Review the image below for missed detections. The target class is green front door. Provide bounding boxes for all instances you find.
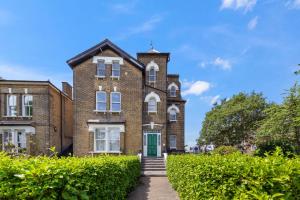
[147,134,157,157]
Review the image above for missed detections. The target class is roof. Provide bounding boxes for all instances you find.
[137,52,170,62]
[167,74,179,77]
[66,39,144,70]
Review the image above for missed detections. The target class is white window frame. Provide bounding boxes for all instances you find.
[148,97,157,113]
[22,95,33,117]
[170,86,177,97]
[7,95,17,117]
[110,92,121,112]
[169,109,177,121]
[148,67,156,83]
[169,135,177,149]
[111,60,120,79]
[96,59,106,77]
[95,91,106,112]
[0,129,26,153]
[94,127,121,153]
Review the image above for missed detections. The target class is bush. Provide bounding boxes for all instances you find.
[0,153,140,200]
[256,140,296,157]
[167,150,300,199]
[212,145,240,155]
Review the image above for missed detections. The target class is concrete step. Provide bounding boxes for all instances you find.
[141,170,167,177]
[142,164,165,168]
[142,160,165,164]
[143,168,166,171]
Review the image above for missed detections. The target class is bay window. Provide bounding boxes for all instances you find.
[94,127,120,153]
[0,130,26,152]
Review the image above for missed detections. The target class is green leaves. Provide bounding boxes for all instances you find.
[167,154,300,200]
[0,154,140,200]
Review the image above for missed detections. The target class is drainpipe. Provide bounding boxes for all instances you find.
[60,91,63,153]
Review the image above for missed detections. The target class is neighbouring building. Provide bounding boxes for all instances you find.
[67,39,186,157]
[0,80,73,155]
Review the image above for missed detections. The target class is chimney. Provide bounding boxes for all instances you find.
[62,82,72,98]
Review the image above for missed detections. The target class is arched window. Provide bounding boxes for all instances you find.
[169,109,177,121]
[148,97,157,112]
[149,67,156,82]
[170,86,176,97]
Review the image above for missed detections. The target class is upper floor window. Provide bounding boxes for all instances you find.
[149,68,156,82]
[111,92,121,112]
[96,91,106,111]
[169,135,176,149]
[23,95,33,117]
[7,95,17,117]
[170,86,177,97]
[97,60,106,77]
[148,97,157,112]
[169,109,177,121]
[94,127,120,153]
[112,61,120,78]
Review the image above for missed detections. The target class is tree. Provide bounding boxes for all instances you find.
[199,92,269,147]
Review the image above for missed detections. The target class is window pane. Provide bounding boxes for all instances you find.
[96,140,106,151]
[17,132,26,149]
[170,135,176,148]
[97,60,106,76]
[148,99,156,112]
[9,95,17,106]
[112,103,121,111]
[97,92,106,102]
[108,128,120,140]
[95,129,105,139]
[97,102,106,111]
[109,140,119,151]
[112,93,120,102]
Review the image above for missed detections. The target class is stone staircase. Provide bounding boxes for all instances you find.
[141,157,166,177]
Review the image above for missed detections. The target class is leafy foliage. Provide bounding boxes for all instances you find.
[167,151,300,200]
[0,153,140,200]
[256,140,296,157]
[199,92,269,147]
[212,145,240,155]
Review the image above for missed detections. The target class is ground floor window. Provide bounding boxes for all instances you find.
[0,130,26,153]
[94,127,120,153]
[169,135,177,149]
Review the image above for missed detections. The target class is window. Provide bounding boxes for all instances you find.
[94,127,120,152]
[0,130,26,152]
[149,68,156,82]
[97,60,106,77]
[111,92,121,112]
[169,109,177,121]
[148,97,157,112]
[7,95,17,117]
[170,86,177,97]
[23,95,33,117]
[96,91,106,111]
[112,61,120,78]
[169,135,176,149]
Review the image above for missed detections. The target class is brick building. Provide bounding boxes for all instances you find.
[0,80,73,155]
[67,39,185,157]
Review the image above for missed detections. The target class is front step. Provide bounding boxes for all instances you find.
[141,157,166,177]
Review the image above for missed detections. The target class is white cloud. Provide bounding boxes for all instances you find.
[110,0,138,14]
[210,95,221,105]
[248,16,258,30]
[182,81,211,96]
[213,57,232,70]
[220,0,257,12]
[285,0,300,9]
[0,64,71,89]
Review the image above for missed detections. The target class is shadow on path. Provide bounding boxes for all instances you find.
[127,177,179,200]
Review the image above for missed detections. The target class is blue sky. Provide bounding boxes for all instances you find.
[0,0,300,147]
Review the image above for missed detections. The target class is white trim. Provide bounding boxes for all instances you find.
[93,126,122,153]
[167,82,179,90]
[167,104,180,113]
[144,92,161,102]
[143,132,161,157]
[0,126,35,134]
[146,60,159,71]
[88,124,125,132]
[92,56,124,65]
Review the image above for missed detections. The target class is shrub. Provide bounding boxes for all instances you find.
[256,140,296,157]
[0,152,140,200]
[167,150,300,199]
[211,145,240,155]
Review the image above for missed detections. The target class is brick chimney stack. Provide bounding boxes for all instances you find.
[62,82,73,98]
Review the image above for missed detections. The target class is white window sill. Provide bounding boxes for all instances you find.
[3,115,32,118]
[170,96,177,98]
[95,75,106,79]
[93,110,107,113]
[90,151,121,154]
[109,110,121,113]
[148,111,157,114]
[110,76,120,80]
[170,147,177,150]
[169,120,177,122]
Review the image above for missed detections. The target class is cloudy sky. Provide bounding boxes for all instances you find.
[0,0,299,147]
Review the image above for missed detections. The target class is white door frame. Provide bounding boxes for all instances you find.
[143,132,161,157]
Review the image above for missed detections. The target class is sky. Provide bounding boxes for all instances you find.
[0,0,300,147]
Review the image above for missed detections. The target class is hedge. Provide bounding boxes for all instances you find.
[0,153,140,200]
[167,150,300,199]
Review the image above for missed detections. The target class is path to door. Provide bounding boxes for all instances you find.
[127,177,180,200]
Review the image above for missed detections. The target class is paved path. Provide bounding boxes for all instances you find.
[127,177,180,200]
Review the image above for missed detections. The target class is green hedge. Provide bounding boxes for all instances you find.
[0,153,140,200]
[167,151,300,199]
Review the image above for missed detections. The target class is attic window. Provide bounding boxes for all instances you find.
[97,60,106,77]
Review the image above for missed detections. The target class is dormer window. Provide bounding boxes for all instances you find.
[170,86,176,97]
[149,68,156,82]
[112,61,120,78]
[169,109,177,121]
[97,60,106,77]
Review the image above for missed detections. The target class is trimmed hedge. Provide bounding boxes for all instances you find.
[0,153,140,199]
[167,151,300,199]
